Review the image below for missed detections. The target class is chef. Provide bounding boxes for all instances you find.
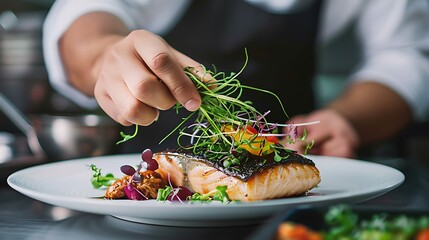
[43,0,429,157]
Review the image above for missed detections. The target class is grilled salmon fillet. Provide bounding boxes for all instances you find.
[153,150,320,202]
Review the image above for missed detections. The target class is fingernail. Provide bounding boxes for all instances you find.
[184,98,200,111]
[147,110,160,125]
[153,111,159,122]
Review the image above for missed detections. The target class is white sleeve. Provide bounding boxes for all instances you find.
[42,0,190,109]
[349,0,429,119]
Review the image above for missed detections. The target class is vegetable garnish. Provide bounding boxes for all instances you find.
[156,173,232,203]
[156,185,231,203]
[156,186,193,203]
[158,49,318,169]
[189,185,231,203]
[276,205,429,240]
[89,164,117,188]
[116,49,319,162]
[118,148,160,200]
[116,124,139,145]
[323,205,429,240]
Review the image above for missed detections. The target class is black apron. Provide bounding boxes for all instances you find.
[119,0,321,153]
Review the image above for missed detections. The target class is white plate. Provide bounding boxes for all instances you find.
[7,154,404,227]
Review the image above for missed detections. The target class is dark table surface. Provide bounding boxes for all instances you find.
[1,150,428,240]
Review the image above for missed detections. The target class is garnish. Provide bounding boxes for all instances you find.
[277,205,429,240]
[116,49,319,168]
[141,149,159,171]
[322,205,429,239]
[156,168,232,203]
[189,185,231,203]
[116,124,139,145]
[89,164,117,188]
[156,184,231,203]
[156,185,193,203]
[117,148,160,200]
[164,49,317,169]
[156,166,231,203]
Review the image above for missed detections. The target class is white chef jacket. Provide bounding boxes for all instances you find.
[43,0,429,119]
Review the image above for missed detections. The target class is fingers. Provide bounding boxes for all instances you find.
[94,30,206,126]
[282,125,329,155]
[131,31,201,111]
[117,44,176,111]
[95,73,160,126]
[281,109,360,158]
[281,114,327,153]
[94,33,164,126]
[317,136,356,158]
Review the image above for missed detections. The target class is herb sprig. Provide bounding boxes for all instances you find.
[89,164,117,188]
[116,49,318,166]
[157,185,232,203]
[162,49,315,166]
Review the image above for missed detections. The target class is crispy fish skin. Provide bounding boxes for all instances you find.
[154,152,320,202]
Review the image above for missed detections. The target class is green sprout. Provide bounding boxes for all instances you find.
[89,164,117,188]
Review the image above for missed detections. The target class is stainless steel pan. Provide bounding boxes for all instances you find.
[0,92,120,161]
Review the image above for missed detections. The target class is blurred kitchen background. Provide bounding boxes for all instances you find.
[0,0,120,180]
[0,0,90,134]
[0,0,428,176]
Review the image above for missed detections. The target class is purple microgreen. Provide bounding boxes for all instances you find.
[156,173,192,202]
[139,161,147,169]
[127,152,146,183]
[293,126,299,139]
[141,149,153,162]
[146,158,159,171]
[120,165,136,176]
[284,125,299,142]
[139,149,159,171]
[167,186,193,202]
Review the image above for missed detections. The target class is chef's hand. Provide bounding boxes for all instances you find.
[94,29,204,126]
[281,109,360,158]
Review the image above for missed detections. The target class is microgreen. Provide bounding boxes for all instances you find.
[156,186,173,201]
[89,164,117,188]
[189,185,231,203]
[116,49,319,168]
[116,124,139,145]
[156,185,232,203]
[161,49,314,167]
